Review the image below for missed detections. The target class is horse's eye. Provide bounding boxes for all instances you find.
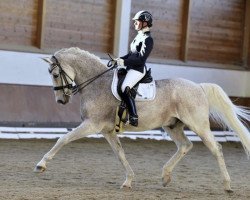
[53,74,59,79]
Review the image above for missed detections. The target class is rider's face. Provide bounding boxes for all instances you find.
[134,20,142,31]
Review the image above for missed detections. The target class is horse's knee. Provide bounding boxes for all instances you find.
[179,141,193,155]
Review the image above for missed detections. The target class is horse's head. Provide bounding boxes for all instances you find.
[42,56,76,105]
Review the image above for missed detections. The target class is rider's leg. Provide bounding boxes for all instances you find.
[122,86,138,126]
[121,69,146,92]
[121,69,145,126]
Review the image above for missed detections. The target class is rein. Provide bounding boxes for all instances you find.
[72,61,117,95]
[50,55,117,95]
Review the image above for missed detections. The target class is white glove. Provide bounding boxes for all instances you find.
[116,58,124,66]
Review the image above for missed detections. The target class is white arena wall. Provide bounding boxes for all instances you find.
[0,50,250,97]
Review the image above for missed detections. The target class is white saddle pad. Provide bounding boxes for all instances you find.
[111,69,156,101]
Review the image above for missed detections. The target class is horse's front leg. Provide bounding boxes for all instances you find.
[34,120,100,173]
[102,132,134,189]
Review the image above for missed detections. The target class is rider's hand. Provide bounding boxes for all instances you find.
[110,59,117,66]
[116,58,124,66]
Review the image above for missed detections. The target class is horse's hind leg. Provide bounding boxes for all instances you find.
[34,120,100,172]
[189,122,233,192]
[102,132,134,189]
[162,121,193,187]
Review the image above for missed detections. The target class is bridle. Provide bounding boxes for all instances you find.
[49,54,117,96]
[48,56,75,96]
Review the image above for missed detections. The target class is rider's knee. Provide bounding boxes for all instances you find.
[122,85,130,94]
[124,86,131,94]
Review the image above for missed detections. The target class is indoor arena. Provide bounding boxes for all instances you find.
[0,0,249,199]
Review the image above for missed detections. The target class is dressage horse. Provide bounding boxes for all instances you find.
[35,47,250,192]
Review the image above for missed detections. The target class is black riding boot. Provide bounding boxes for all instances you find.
[122,87,138,127]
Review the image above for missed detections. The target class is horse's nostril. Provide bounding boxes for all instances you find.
[57,100,64,104]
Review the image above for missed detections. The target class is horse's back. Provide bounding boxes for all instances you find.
[155,78,204,97]
[154,77,208,114]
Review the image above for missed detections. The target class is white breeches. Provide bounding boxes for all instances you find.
[121,69,146,92]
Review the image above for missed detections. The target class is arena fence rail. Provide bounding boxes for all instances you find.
[0,127,240,142]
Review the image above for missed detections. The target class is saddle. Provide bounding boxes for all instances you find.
[111,68,156,133]
[111,68,156,101]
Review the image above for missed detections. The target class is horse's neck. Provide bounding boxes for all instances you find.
[73,56,107,85]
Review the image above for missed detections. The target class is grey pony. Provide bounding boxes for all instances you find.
[35,47,250,192]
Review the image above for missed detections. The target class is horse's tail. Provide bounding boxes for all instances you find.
[200,83,250,157]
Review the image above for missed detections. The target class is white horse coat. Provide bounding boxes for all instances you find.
[35,47,250,192]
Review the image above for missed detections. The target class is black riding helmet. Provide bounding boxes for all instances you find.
[132,10,153,28]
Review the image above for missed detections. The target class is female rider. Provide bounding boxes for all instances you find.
[116,10,154,127]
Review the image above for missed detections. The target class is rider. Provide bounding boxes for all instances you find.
[116,10,154,127]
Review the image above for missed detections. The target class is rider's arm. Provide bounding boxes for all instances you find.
[120,52,131,60]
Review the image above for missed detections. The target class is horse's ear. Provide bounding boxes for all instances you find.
[41,57,53,64]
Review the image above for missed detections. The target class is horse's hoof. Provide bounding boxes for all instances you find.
[223,180,233,193]
[120,181,132,190]
[34,165,46,173]
[120,184,132,191]
[225,189,234,194]
[162,174,171,187]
